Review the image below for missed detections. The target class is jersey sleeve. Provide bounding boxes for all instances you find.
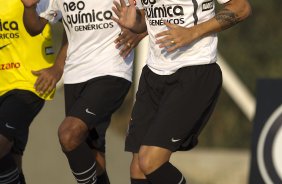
[216,0,231,4]
[36,0,62,23]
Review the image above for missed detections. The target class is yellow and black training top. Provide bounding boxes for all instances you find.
[0,0,55,100]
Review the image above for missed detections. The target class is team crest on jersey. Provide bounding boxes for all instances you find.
[45,46,54,55]
[202,0,214,11]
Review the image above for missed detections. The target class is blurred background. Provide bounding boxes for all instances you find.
[23,1,282,184]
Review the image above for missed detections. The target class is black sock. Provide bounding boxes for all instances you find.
[64,143,97,184]
[0,153,20,184]
[146,162,186,184]
[97,171,110,184]
[131,178,151,184]
[19,172,26,184]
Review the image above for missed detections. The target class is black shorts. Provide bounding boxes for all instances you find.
[125,64,222,152]
[0,89,45,155]
[86,120,111,153]
[64,76,131,152]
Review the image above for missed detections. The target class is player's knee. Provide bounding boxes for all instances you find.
[58,125,83,151]
[130,160,144,177]
[58,130,74,151]
[0,134,13,158]
[138,153,156,175]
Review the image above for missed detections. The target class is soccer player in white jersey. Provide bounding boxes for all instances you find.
[112,0,251,183]
[21,0,147,183]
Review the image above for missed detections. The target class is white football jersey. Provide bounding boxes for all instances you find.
[137,0,230,75]
[37,0,134,83]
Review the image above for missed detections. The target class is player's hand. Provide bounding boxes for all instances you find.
[32,66,63,95]
[112,0,137,29]
[21,0,39,8]
[155,21,199,52]
[115,29,144,58]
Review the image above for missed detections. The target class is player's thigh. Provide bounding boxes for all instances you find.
[0,89,44,155]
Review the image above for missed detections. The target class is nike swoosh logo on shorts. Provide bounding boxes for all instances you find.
[0,43,11,50]
[171,138,181,142]
[5,123,16,129]
[86,108,96,116]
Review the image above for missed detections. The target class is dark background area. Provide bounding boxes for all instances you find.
[199,0,282,148]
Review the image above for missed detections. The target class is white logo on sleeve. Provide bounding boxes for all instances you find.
[171,138,181,142]
[85,108,96,116]
[5,123,16,129]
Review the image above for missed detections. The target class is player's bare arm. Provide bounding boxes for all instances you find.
[112,0,146,33]
[215,0,251,30]
[21,0,38,8]
[21,0,48,36]
[33,31,67,95]
[155,0,251,52]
